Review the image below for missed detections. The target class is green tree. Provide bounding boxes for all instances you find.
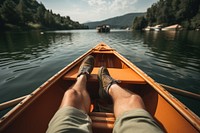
[189,5,200,29]
[133,0,200,30]
[0,0,20,24]
[132,16,147,30]
[0,0,88,30]
[44,10,50,26]
[34,4,45,23]
[16,0,32,24]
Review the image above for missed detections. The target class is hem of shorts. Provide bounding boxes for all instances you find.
[114,108,151,124]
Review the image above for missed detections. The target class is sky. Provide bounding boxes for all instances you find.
[37,0,159,23]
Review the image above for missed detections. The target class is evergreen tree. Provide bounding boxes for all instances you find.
[132,16,147,30]
[34,4,45,24]
[16,0,28,24]
[1,0,20,24]
[132,0,200,30]
[0,0,88,30]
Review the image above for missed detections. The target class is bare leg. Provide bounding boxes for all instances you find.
[47,56,94,133]
[109,84,145,118]
[98,67,163,132]
[60,75,91,113]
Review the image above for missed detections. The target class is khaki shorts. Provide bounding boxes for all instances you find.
[46,106,92,133]
[46,107,163,133]
[113,109,163,133]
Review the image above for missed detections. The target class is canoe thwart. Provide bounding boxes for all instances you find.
[63,67,146,84]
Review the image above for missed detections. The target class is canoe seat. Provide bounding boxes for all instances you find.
[63,67,146,84]
[89,112,115,133]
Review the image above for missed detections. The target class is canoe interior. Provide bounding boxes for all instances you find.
[0,44,199,133]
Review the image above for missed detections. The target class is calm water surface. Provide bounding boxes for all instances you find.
[0,30,199,116]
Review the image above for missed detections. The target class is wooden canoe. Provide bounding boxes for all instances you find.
[0,43,199,133]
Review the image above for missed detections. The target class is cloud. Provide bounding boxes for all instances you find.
[110,0,138,13]
[37,0,158,23]
[111,0,137,9]
[86,0,139,19]
[88,0,107,6]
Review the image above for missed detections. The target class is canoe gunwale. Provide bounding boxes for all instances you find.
[112,49,200,131]
[0,44,95,131]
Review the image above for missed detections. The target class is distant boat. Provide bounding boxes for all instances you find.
[126,27,130,31]
[96,25,110,33]
[143,25,162,31]
[162,24,182,31]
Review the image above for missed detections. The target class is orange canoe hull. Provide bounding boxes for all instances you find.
[0,43,199,133]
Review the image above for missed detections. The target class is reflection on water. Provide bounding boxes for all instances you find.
[0,31,76,104]
[143,31,200,75]
[0,30,199,117]
[142,31,200,94]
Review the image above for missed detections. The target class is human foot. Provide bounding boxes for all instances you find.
[98,66,118,99]
[77,55,94,79]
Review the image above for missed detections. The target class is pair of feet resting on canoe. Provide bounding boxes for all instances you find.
[46,56,164,133]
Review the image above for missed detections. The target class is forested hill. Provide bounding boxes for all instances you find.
[132,0,200,30]
[84,13,145,29]
[0,0,88,30]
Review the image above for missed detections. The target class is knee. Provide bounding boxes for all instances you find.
[60,89,84,109]
[129,95,145,109]
[61,89,83,106]
[130,95,143,102]
[64,89,82,100]
[63,89,82,103]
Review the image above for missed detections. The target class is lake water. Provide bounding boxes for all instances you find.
[0,30,199,117]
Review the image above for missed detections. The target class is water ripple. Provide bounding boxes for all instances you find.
[0,30,199,117]
[9,63,30,68]
[13,66,39,72]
